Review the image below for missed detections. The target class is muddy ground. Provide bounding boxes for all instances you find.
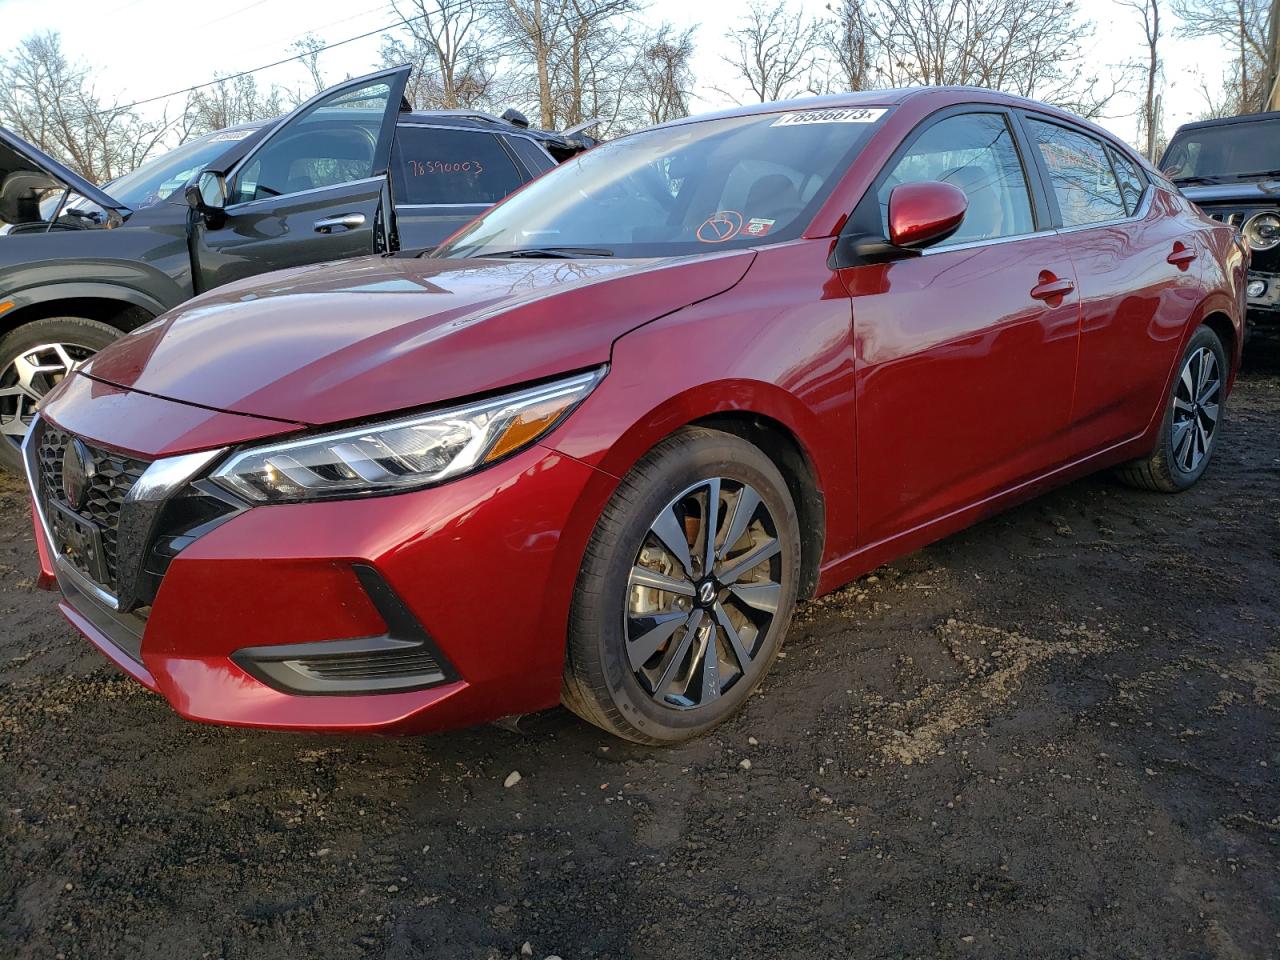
[1,361,1277,960]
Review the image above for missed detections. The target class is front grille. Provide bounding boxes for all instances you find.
[1200,203,1280,273]
[36,424,149,593]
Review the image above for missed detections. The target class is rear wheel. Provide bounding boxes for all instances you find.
[0,317,121,474]
[1117,325,1226,492]
[562,428,801,744]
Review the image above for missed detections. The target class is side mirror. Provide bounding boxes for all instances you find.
[887,180,968,249]
[186,171,228,228]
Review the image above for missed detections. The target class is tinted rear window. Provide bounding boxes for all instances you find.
[393,127,523,205]
[507,136,556,176]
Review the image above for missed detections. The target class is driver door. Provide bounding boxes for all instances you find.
[191,66,410,291]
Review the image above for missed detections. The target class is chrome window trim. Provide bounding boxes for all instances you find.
[919,182,1154,255]
[394,202,492,210]
[224,176,385,213]
[1052,185,1154,236]
[919,228,1059,256]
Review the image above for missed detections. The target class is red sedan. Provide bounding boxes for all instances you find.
[24,88,1245,743]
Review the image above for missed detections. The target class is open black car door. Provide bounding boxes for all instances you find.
[190,66,411,291]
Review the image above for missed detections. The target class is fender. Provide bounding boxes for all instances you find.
[2,281,169,326]
[1136,284,1245,450]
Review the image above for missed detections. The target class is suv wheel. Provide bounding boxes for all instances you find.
[0,317,122,474]
[562,427,802,744]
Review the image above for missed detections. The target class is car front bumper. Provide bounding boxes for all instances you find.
[28,384,612,735]
[1245,269,1280,322]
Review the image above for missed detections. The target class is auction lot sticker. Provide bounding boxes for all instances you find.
[772,108,887,126]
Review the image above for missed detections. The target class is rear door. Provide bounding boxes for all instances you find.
[838,108,1082,546]
[191,66,410,290]
[1019,114,1198,454]
[390,124,529,249]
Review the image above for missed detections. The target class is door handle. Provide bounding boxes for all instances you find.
[1030,272,1075,302]
[1167,242,1197,269]
[314,213,366,234]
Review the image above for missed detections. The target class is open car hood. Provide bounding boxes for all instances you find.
[79,251,755,426]
[0,126,129,215]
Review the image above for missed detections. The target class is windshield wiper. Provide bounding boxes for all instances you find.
[1225,169,1280,180]
[483,246,615,259]
[1172,175,1223,185]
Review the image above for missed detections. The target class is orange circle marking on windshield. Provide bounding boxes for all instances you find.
[696,210,744,243]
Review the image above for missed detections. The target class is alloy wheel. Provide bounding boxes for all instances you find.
[625,477,784,710]
[1171,345,1220,474]
[0,342,96,450]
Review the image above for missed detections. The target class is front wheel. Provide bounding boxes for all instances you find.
[1117,324,1227,492]
[0,317,122,474]
[562,428,802,744]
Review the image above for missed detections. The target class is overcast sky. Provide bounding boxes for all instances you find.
[0,0,1231,149]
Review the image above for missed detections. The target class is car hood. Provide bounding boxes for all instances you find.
[81,252,754,425]
[1178,180,1280,204]
[0,125,128,214]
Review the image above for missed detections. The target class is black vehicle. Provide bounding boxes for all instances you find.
[0,65,593,471]
[1161,111,1280,330]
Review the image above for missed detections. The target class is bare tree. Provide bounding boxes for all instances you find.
[820,0,877,93]
[722,0,824,103]
[180,74,284,139]
[634,24,696,124]
[1174,0,1269,111]
[291,33,328,99]
[1118,0,1161,157]
[551,0,643,128]
[381,0,499,110]
[0,31,172,182]
[496,0,573,126]
[847,0,1124,119]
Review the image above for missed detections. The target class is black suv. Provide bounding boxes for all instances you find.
[0,65,591,471]
[1162,112,1280,331]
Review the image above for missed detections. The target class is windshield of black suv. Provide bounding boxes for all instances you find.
[1162,118,1280,183]
[433,107,891,259]
[106,126,260,208]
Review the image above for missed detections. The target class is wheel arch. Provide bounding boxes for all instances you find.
[0,284,162,338]
[688,411,826,600]
[549,376,848,603]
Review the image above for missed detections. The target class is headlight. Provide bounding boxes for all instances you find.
[211,368,603,502]
[1242,212,1280,251]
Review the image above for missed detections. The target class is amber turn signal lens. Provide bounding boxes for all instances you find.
[483,397,577,463]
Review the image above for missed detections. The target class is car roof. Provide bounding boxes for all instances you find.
[1170,110,1280,134]
[208,110,561,138]
[641,86,1137,155]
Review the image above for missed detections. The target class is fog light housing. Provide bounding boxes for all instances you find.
[1247,279,1267,298]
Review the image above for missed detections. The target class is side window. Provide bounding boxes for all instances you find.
[1026,119,1126,226]
[392,127,522,205]
[229,77,392,204]
[1108,146,1146,215]
[877,112,1035,245]
[506,137,557,177]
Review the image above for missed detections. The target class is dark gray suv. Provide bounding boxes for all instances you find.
[0,65,591,471]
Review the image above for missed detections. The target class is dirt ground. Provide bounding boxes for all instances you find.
[1,360,1277,960]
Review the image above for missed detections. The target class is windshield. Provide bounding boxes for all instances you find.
[106,127,259,208]
[433,107,890,259]
[1162,118,1280,182]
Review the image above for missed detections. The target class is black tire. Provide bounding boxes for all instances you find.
[562,427,802,744]
[1117,324,1227,492]
[0,317,122,475]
